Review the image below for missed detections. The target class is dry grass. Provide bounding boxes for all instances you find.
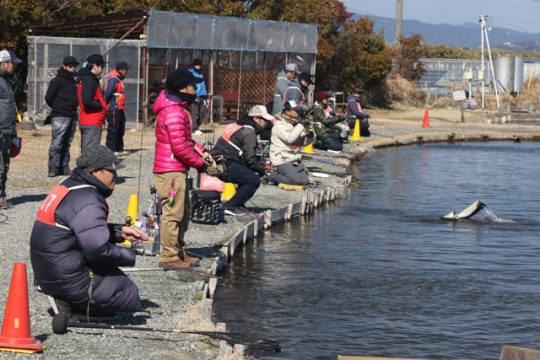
[382,74,420,105]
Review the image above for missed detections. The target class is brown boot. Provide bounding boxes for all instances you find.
[180,252,201,266]
[159,259,192,270]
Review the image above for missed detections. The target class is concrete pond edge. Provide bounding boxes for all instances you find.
[198,128,540,359]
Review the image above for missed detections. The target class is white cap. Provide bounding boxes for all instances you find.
[0,50,22,64]
[248,105,274,121]
[285,63,300,74]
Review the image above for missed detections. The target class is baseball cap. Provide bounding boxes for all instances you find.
[86,54,106,66]
[285,63,300,74]
[248,105,274,121]
[63,56,79,66]
[115,61,129,70]
[0,49,22,64]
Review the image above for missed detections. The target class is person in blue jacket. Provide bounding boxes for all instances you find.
[30,145,147,316]
[187,58,208,135]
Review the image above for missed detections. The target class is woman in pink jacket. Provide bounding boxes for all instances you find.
[153,68,213,269]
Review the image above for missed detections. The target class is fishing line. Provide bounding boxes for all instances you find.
[0,213,7,224]
[135,123,146,207]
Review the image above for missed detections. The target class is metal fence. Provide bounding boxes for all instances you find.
[27,36,143,124]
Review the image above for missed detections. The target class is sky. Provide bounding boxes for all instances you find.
[342,0,540,34]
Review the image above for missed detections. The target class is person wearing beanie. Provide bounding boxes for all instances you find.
[45,55,79,177]
[186,58,208,135]
[30,144,147,317]
[0,49,21,209]
[346,87,371,137]
[104,61,129,155]
[77,53,107,153]
[152,68,216,270]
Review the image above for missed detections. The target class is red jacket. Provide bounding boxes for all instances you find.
[152,90,206,173]
[77,68,106,126]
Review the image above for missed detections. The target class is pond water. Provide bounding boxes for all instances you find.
[213,142,540,360]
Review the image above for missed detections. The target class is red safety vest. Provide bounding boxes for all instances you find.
[221,123,256,157]
[36,184,97,229]
[105,69,125,110]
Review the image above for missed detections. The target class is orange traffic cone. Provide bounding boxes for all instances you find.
[422,108,430,128]
[0,263,42,354]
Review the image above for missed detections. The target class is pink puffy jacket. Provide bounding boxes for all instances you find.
[152,90,206,173]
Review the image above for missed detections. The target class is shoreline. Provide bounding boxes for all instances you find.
[1,108,540,359]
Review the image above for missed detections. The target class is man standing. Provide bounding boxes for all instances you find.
[45,55,79,177]
[272,63,300,115]
[77,54,107,153]
[0,49,21,209]
[187,58,207,136]
[104,61,129,155]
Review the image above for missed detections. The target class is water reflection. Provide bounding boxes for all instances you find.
[214,142,540,359]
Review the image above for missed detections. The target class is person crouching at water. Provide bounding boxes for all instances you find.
[30,145,147,317]
[211,105,274,216]
[152,68,215,270]
[267,101,315,186]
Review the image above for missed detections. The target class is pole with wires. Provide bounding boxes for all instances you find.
[236,46,244,121]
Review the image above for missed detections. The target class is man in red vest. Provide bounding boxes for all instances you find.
[104,61,128,155]
[77,54,107,153]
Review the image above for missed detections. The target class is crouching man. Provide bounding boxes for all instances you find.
[211,105,274,216]
[30,145,147,316]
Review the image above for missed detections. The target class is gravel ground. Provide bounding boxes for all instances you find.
[1,111,539,359]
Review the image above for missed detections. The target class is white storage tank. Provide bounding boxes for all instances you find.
[495,55,515,93]
[514,56,524,93]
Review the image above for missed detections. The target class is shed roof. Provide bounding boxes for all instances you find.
[146,9,318,53]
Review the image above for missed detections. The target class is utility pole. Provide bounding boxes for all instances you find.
[480,15,500,109]
[395,0,403,43]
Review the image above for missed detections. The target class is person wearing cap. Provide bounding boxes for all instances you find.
[45,55,80,177]
[30,145,147,316]
[267,101,315,186]
[152,68,215,269]
[0,49,22,209]
[346,88,371,137]
[187,58,208,136]
[272,63,300,115]
[284,72,311,111]
[77,54,107,153]
[210,105,274,215]
[104,61,129,155]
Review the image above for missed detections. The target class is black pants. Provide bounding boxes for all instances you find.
[222,160,261,207]
[106,110,126,152]
[190,98,207,132]
[0,133,12,199]
[48,116,76,174]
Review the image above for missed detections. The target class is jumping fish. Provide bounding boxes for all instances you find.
[442,200,486,220]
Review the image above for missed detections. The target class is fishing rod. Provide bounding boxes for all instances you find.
[51,313,281,353]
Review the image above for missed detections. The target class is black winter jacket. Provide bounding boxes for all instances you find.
[30,168,134,305]
[211,117,266,176]
[0,70,17,135]
[45,67,78,118]
[76,68,103,112]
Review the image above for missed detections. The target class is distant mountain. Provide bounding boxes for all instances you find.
[357,14,540,50]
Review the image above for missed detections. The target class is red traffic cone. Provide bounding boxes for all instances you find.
[0,263,42,354]
[422,108,430,128]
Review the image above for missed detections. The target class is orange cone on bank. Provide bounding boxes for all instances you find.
[422,108,430,128]
[0,263,42,354]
